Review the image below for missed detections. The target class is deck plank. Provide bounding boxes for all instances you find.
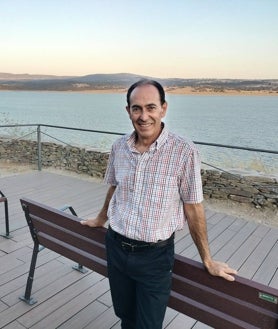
[25,278,110,329]
[1,170,277,329]
[252,239,278,287]
[239,229,277,279]
[57,300,109,329]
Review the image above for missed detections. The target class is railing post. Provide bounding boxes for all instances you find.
[0,191,12,239]
[37,125,42,171]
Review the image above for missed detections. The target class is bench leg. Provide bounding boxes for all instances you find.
[4,199,11,238]
[19,243,40,305]
[72,263,88,273]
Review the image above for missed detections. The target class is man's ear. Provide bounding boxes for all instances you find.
[161,101,168,118]
[126,106,131,118]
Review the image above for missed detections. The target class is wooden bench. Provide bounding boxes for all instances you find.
[20,197,278,329]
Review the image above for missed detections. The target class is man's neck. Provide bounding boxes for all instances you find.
[135,134,159,153]
[134,123,164,153]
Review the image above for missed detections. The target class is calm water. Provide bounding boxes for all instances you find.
[0,91,277,174]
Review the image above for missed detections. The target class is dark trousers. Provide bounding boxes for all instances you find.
[105,229,175,329]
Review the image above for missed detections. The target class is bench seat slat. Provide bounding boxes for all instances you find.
[174,255,278,313]
[24,200,106,243]
[169,291,260,329]
[31,214,106,259]
[171,273,277,329]
[38,232,107,277]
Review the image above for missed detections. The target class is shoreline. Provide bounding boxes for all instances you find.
[71,87,278,96]
[165,86,278,96]
[0,87,277,96]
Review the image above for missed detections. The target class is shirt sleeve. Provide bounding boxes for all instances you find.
[179,144,203,204]
[104,144,117,186]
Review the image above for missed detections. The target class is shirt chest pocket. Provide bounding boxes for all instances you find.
[144,173,179,205]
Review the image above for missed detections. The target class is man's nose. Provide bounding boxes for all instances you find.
[139,109,149,120]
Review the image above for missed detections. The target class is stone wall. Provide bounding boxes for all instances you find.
[0,138,277,209]
[202,170,278,209]
[0,138,109,179]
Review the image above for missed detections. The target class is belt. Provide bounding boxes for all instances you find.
[108,226,174,252]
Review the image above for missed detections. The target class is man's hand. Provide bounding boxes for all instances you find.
[184,203,237,282]
[81,185,116,228]
[80,216,106,227]
[205,260,237,281]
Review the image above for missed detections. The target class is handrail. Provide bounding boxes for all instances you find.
[1,123,277,238]
[194,141,278,155]
[0,123,125,137]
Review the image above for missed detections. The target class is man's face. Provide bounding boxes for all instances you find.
[126,84,167,143]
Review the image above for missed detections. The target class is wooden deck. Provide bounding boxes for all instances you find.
[0,170,277,329]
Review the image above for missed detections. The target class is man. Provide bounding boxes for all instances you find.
[81,79,237,329]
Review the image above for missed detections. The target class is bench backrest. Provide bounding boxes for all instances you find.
[20,197,278,329]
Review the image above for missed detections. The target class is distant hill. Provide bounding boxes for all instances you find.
[0,72,74,80]
[0,72,277,93]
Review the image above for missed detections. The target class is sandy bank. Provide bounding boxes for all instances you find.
[2,87,276,96]
[165,86,278,96]
[66,87,278,96]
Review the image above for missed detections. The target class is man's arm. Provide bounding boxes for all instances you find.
[81,185,116,227]
[184,202,237,281]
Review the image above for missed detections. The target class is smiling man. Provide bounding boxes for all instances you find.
[81,79,237,329]
[126,82,167,153]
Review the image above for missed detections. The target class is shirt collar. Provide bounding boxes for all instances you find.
[127,123,168,152]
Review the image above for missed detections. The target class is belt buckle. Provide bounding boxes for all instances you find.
[121,241,135,252]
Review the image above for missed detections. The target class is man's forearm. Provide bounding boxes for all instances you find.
[98,185,116,222]
[184,203,212,267]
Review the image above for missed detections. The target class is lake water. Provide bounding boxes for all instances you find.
[0,91,277,174]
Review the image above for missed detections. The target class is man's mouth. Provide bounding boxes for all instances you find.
[137,122,152,128]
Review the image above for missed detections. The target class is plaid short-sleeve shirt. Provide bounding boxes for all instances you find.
[104,126,203,242]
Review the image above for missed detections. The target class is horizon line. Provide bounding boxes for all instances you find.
[0,72,278,81]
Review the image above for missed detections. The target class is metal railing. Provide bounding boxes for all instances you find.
[1,123,277,237]
[0,123,277,172]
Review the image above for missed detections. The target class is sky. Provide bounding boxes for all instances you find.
[1,0,278,79]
